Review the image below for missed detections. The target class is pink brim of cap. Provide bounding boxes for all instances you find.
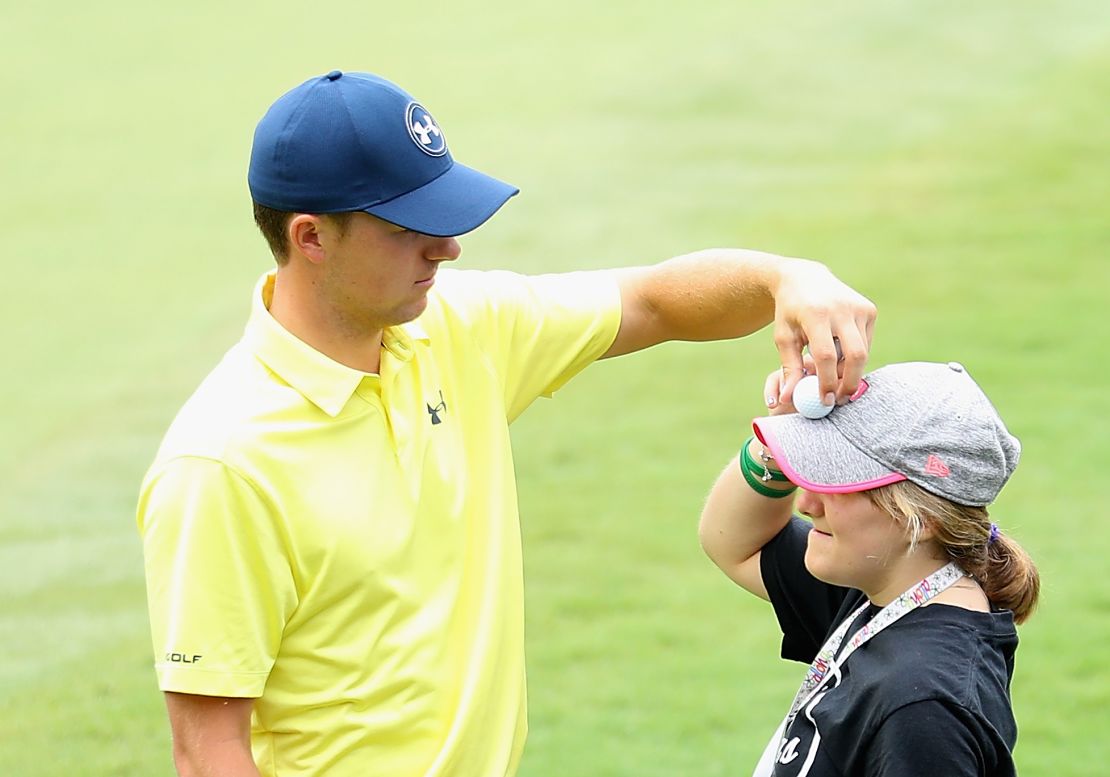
[752,414,906,494]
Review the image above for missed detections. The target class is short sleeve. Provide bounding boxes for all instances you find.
[137,457,298,697]
[760,516,855,663]
[432,269,623,421]
[864,700,993,777]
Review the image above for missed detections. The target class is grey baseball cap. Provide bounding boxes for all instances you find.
[752,362,1021,507]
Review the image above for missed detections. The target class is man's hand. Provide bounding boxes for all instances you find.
[599,249,876,382]
[771,258,876,407]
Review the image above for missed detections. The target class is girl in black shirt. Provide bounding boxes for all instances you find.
[700,361,1039,777]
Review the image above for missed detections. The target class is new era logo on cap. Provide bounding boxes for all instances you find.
[924,454,951,478]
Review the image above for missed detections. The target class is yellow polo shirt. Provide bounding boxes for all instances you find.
[138,268,621,777]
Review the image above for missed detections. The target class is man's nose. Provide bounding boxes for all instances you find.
[426,235,461,263]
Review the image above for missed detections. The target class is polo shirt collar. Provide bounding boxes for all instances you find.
[243,272,430,417]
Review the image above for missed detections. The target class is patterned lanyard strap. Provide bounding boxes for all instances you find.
[787,562,965,718]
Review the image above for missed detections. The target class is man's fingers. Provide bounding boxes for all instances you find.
[833,326,869,403]
[805,332,841,406]
[769,261,876,406]
[774,326,806,406]
[863,311,876,349]
[778,363,805,406]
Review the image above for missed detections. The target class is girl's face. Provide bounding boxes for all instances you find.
[795,489,915,599]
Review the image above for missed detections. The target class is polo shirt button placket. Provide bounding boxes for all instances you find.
[380,334,428,501]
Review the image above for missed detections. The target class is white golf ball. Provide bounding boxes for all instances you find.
[792,375,833,419]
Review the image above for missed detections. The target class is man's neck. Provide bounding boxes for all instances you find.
[268,270,384,374]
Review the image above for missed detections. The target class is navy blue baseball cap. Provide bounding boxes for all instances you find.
[248,70,518,237]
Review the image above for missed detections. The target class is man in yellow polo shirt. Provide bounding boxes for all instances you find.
[137,70,877,777]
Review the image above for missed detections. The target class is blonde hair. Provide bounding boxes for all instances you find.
[867,480,1039,624]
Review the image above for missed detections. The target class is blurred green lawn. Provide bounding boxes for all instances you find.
[2,1,1108,774]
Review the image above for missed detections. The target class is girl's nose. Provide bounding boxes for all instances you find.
[794,489,823,518]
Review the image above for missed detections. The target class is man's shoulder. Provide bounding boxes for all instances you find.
[420,268,535,341]
[150,341,298,466]
[426,267,619,329]
[427,268,526,311]
[430,267,618,305]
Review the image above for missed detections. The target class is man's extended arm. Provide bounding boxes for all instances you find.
[601,249,876,403]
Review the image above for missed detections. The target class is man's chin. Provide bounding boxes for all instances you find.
[391,296,429,326]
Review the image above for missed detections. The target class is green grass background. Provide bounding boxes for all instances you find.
[3,1,1108,774]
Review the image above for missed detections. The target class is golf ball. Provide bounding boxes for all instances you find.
[792,375,834,419]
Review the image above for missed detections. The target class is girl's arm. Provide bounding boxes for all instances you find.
[699,436,796,601]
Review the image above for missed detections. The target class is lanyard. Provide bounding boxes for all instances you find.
[753,562,966,777]
[786,561,964,718]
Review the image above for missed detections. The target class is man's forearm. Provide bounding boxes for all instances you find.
[604,247,876,403]
[173,741,262,777]
[165,693,259,777]
[610,249,784,347]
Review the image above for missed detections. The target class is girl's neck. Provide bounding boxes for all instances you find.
[865,556,988,613]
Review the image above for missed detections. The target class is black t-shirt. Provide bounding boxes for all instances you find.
[758,517,1020,777]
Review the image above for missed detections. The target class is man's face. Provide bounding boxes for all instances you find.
[318,212,461,332]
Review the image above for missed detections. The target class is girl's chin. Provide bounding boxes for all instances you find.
[803,544,844,588]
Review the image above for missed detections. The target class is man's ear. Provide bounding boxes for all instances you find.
[288,214,327,264]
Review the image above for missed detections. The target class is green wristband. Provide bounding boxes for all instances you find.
[740,436,792,482]
[738,441,797,499]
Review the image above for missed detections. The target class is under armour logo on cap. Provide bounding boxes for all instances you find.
[406,103,447,156]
